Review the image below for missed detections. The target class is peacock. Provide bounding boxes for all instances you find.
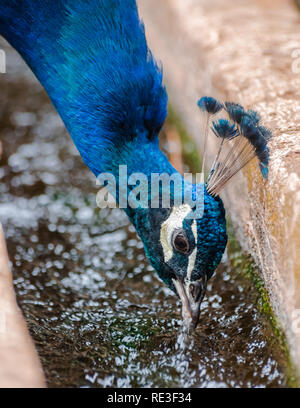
[0,0,271,330]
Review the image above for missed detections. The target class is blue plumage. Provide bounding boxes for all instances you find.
[0,0,168,177]
[197,96,223,115]
[1,0,271,329]
[218,101,272,180]
[224,102,245,125]
[240,115,270,178]
[247,109,261,125]
[212,119,239,140]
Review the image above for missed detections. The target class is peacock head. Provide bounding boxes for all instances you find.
[129,187,227,331]
[120,96,271,331]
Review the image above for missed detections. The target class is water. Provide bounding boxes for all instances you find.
[0,39,290,388]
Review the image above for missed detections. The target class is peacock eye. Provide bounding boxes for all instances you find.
[172,230,190,255]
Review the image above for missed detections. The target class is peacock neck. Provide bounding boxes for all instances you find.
[0,0,168,178]
[96,132,185,213]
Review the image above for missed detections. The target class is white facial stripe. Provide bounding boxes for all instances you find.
[160,204,192,263]
[187,220,197,281]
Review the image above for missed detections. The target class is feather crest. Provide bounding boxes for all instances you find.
[197,97,272,196]
[197,97,223,181]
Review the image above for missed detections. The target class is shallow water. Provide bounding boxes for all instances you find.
[0,40,290,387]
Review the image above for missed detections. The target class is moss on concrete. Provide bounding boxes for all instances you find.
[167,103,299,387]
[226,221,299,387]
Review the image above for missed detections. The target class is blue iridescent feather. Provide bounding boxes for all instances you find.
[211,119,239,140]
[0,0,168,177]
[0,1,228,294]
[198,97,223,115]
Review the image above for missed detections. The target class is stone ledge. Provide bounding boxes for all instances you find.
[139,0,300,370]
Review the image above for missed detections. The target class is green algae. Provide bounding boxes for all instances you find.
[227,222,299,387]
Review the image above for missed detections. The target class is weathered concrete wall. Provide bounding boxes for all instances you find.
[139,0,300,370]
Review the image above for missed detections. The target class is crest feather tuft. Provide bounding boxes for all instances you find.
[197,97,273,194]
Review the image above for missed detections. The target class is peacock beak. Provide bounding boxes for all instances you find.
[172,275,207,331]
